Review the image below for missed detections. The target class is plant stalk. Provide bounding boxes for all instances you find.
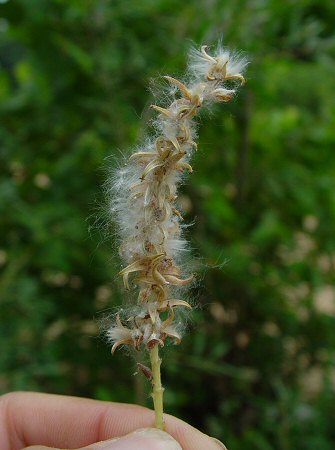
[149,344,165,430]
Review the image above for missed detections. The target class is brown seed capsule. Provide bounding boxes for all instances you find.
[137,363,153,381]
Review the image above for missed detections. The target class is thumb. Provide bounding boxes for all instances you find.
[24,427,182,450]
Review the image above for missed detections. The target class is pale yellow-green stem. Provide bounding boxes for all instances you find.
[149,344,165,430]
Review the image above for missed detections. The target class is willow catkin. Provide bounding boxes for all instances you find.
[106,43,247,355]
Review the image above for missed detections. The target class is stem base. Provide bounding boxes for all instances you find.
[149,344,165,430]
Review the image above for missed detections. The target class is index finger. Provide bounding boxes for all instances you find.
[0,392,224,450]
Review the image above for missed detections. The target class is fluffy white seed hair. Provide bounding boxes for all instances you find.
[189,43,248,81]
[106,43,248,353]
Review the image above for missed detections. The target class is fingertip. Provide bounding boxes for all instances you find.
[164,413,227,450]
[81,428,182,450]
[211,437,228,449]
[23,447,53,450]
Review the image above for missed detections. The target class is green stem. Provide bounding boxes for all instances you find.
[149,344,165,430]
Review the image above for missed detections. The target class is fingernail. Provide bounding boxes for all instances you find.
[90,427,182,450]
[211,437,228,449]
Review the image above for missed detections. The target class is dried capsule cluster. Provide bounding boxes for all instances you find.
[107,45,247,353]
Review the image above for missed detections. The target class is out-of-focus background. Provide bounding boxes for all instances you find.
[1,0,335,448]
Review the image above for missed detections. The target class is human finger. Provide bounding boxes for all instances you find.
[24,428,182,449]
[1,392,226,450]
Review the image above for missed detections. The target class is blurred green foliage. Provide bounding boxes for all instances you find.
[1,0,335,448]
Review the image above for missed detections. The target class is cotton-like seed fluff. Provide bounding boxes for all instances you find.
[106,44,248,352]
